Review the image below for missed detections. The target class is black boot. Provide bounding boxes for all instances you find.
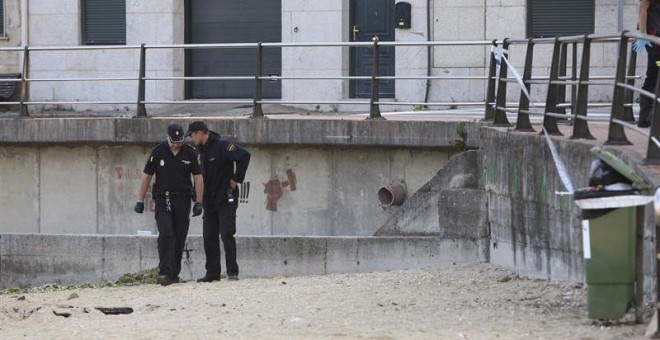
[638,96,654,128]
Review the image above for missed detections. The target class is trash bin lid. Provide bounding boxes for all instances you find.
[590,147,650,190]
[574,195,653,209]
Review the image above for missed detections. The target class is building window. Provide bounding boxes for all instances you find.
[82,0,126,45]
[527,0,595,38]
[0,0,5,38]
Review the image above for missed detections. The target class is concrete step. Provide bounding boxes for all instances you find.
[0,234,487,288]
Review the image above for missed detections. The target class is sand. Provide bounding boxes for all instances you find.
[0,263,649,339]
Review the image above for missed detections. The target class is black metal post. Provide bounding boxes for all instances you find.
[253,42,265,118]
[623,49,637,122]
[485,40,499,121]
[542,38,563,135]
[493,38,511,127]
[136,44,147,118]
[369,36,383,119]
[571,35,595,140]
[19,45,30,117]
[515,40,535,132]
[571,42,578,119]
[606,32,632,145]
[557,42,568,116]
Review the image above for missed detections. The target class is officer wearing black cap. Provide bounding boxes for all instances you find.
[134,123,204,286]
[186,121,250,282]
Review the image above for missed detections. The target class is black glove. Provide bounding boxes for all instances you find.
[134,201,144,214]
[192,202,203,217]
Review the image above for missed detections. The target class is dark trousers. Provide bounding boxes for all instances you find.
[154,196,191,279]
[640,44,660,125]
[203,202,238,277]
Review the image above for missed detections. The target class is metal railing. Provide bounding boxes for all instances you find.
[0,39,509,119]
[0,33,658,162]
[483,31,660,163]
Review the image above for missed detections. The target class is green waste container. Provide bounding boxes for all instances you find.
[573,147,652,320]
[581,204,636,320]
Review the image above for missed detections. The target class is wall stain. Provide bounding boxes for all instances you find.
[264,168,297,212]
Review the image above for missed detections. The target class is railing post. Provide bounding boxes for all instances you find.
[369,36,383,120]
[136,43,147,118]
[484,40,499,121]
[571,35,595,140]
[571,42,578,118]
[542,37,563,135]
[19,45,30,117]
[493,38,511,127]
[557,42,568,116]
[252,42,265,118]
[606,31,632,145]
[623,48,637,122]
[515,39,535,132]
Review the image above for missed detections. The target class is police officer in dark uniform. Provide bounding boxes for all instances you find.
[134,123,204,286]
[185,121,250,282]
[634,0,660,127]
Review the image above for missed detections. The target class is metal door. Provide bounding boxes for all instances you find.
[350,0,395,98]
[186,0,281,99]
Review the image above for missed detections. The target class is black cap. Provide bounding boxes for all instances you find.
[167,123,185,142]
[185,121,209,137]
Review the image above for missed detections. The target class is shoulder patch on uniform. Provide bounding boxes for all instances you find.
[227,143,236,152]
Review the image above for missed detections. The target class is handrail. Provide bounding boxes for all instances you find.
[486,30,660,162]
[0,33,658,161]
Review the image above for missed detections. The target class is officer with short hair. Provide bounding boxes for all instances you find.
[186,121,250,282]
[134,123,204,286]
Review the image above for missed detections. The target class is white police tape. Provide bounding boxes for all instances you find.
[492,45,575,194]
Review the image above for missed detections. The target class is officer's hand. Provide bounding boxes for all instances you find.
[192,202,203,217]
[633,38,652,53]
[134,201,145,214]
[229,179,238,190]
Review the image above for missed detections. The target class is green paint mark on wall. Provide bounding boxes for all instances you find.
[511,163,521,197]
[487,156,496,185]
[559,193,570,211]
[538,170,547,204]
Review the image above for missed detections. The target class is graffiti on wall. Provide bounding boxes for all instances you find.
[263,168,297,212]
[239,182,251,203]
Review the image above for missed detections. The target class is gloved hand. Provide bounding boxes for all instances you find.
[192,202,203,217]
[633,38,652,53]
[134,201,144,214]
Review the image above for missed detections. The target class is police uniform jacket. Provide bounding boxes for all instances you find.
[647,0,660,36]
[143,142,202,197]
[198,131,251,211]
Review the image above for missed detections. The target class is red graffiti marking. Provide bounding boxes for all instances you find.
[263,169,297,212]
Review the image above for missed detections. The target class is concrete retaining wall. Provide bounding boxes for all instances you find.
[0,118,481,149]
[0,234,485,289]
[0,143,452,237]
[481,127,657,299]
[0,118,480,236]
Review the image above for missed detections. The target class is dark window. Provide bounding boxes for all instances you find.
[527,0,595,38]
[1,0,5,37]
[82,0,126,45]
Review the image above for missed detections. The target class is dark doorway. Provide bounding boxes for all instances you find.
[350,0,395,98]
[185,0,281,99]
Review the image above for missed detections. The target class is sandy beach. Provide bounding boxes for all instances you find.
[0,263,648,339]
